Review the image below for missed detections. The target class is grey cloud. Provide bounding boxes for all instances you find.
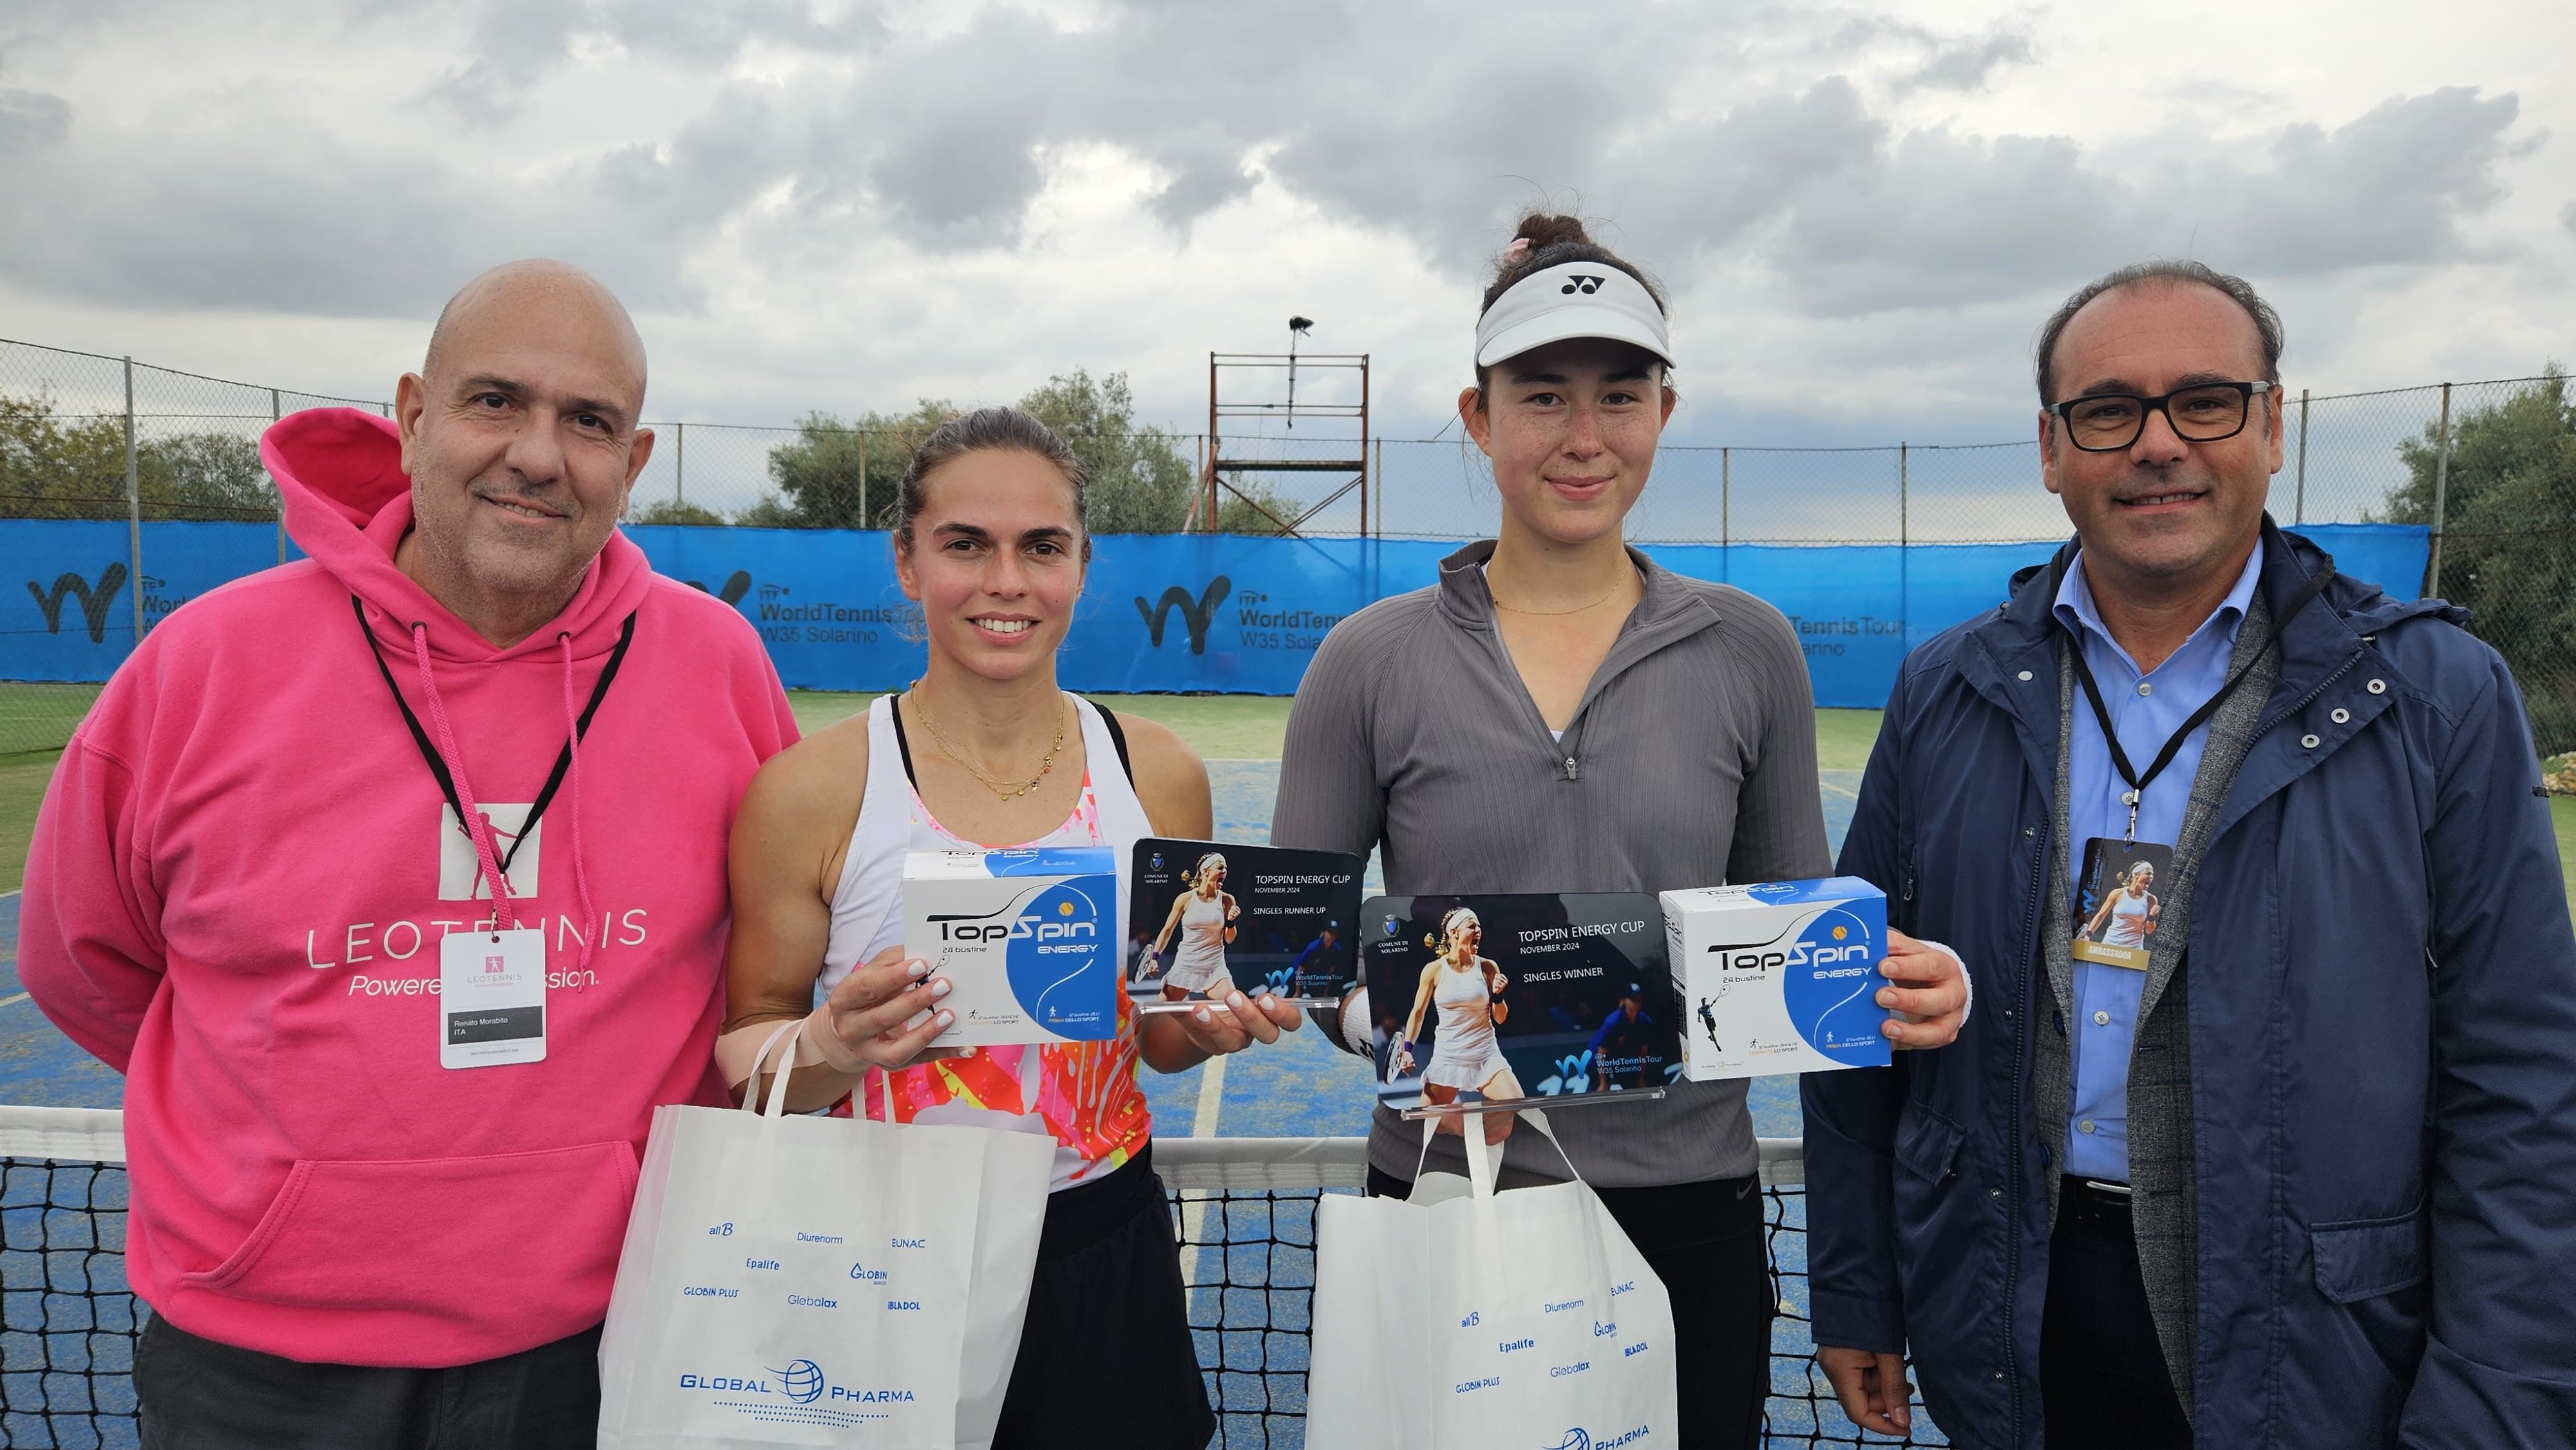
[2563,200,2576,234]
[0,86,781,317]
[1895,26,2035,93]
[1,0,2540,337]
[1748,86,2529,315]
[2246,102,2519,272]
[1815,12,2036,94]
[2203,87,2524,274]
[430,0,592,124]
[784,6,1071,249]
[0,88,69,153]
[1618,79,1887,265]
[1142,131,1256,230]
[1776,129,2131,314]
[0,1,139,52]
[430,0,887,123]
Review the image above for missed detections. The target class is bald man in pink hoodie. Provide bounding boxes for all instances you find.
[21,261,797,1448]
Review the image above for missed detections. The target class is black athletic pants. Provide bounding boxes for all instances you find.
[1367,1165,1772,1449]
[2041,1177,2192,1449]
[135,1315,602,1450]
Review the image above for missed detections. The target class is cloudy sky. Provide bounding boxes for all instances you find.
[4,0,2571,455]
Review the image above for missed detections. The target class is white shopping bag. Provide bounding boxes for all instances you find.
[598,1026,1054,1449]
[1307,1111,1678,1450]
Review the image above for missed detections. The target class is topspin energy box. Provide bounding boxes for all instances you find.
[1660,877,1891,1080]
[904,847,1121,1047]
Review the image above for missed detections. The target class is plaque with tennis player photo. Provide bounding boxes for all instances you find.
[1126,839,1364,1012]
[1360,892,1679,1128]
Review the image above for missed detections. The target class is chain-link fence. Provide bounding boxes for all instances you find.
[3,334,2566,751]
[0,339,391,755]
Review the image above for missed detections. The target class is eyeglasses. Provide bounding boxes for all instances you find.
[2047,380,2273,453]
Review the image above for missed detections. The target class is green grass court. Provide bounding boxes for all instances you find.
[3,686,2571,909]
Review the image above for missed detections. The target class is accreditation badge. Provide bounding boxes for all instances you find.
[439,927,548,1067]
[2070,838,2174,971]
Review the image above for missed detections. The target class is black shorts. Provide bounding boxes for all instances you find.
[1367,1164,1772,1450]
[993,1142,1214,1450]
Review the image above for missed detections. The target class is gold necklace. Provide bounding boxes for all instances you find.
[1490,576,1631,617]
[909,684,1067,801]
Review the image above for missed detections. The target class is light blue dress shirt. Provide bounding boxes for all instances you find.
[2053,540,2264,1183]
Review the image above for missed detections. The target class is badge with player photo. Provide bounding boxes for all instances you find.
[1126,839,1364,1012]
[2070,838,2175,971]
[1359,892,1678,1118]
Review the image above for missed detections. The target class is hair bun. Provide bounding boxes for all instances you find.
[1509,211,1592,253]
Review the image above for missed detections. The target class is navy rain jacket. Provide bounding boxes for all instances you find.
[1804,519,2576,1448]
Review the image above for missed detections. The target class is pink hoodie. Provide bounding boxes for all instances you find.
[19,408,797,1367]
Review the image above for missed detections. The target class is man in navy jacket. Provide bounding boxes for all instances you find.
[1807,260,2576,1448]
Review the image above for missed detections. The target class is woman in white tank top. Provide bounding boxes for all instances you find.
[714,409,1303,1450]
[1141,851,1238,998]
[2080,859,2161,950]
[1388,907,1524,1143]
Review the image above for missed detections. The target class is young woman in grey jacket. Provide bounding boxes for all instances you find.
[1271,211,1969,1449]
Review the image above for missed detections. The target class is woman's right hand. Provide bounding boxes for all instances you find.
[815,945,960,1070]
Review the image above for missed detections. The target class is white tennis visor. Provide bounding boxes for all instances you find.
[1473,260,1674,372]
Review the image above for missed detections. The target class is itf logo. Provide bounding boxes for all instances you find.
[1134,575,1229,655]
[24,563,129,645]
[683,570,753,607]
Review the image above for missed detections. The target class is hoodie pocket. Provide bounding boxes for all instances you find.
[182,1142,641,1317]
[2310,1208,2427,1303]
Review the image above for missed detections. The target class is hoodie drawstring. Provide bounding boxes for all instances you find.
[410,623,518,933]
[557,630,598,974]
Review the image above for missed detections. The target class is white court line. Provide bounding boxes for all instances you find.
[1817,778,1861,801]
[0,993,28,1009]
[1179,1050,1228,1289]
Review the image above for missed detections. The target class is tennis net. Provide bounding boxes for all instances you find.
[2,1108,1940,1447]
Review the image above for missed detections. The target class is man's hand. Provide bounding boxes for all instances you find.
[1877,930,1968,1050]
[1817,1346,1914,1435]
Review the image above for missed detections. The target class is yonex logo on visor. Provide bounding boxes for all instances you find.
[1473,261,1673,372]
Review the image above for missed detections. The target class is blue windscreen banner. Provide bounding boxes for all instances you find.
[3,520,2432,710]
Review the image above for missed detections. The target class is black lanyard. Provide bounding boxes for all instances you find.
[2063,562,2332,842]
[354,596,638,877]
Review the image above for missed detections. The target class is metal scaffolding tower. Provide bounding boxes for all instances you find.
[1201,325,1370,536]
